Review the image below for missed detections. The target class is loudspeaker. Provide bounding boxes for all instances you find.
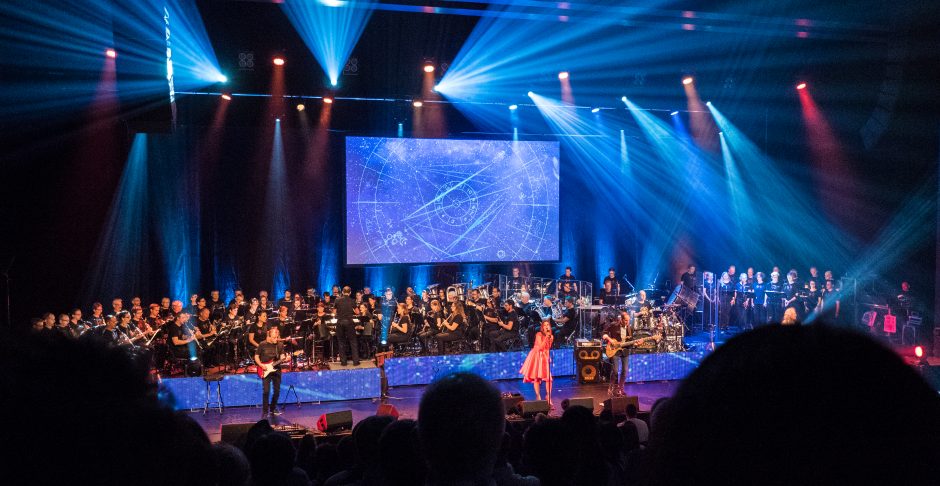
[502,394,524,415]
[561,397,594,411]
[376,404,400,420]
[220,422,257,445]
[316,410,353,433]
[575,345,602,384]
[519,400,550,417]
[603,396,639,416]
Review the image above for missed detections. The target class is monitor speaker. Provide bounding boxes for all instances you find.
[519,400,550,417]
[316,410,353,433]
[562,397,594,411]
[220,422,257,445]
[603,396,639,416]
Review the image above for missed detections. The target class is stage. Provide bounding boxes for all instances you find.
[186,377,682,443]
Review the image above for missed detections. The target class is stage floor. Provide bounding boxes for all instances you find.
[186,377,681,443]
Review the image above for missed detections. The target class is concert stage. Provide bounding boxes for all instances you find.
[162,344,711,410]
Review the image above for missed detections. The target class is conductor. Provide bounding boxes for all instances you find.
[334,286,359,366]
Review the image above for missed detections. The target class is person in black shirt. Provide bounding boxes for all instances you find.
[418,299,443,354]
[247,311,270,355]
[208,290,226,321]
[717,272,734,331]
[386,303,411,346]
[436,301,466,354]
[490,301,519,352]
[334,286,359,366]
[88,314,121,346]
[166,313,196,359]
[603,268,620,295]
[753,272,768,326]
[254,327,287,417]
[559,267,578,291]
[766,272,785,324]
[54,313,73,339]
[279,290,293,312]
[680,265,697,290]
[554,298,578,345]
[89,302,106,328]
[783,271,801,319]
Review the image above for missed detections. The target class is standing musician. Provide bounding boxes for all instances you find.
[489,300,519,352]
[733,272,752,329]
[554,298,578,345]
[717,272,734,332]
[490,287,503,307]
[418,299,443,354]
[334,286,360,366]
[254,327,287,417]
[766,272,785,324]
[208,290,226,321]
[158,298,172,320]
[820,279,840,323]
[385,303,411,347]
[783,271,802,319]
[435,301,466,354]
[602,311,634,397]
[804,280,822,317]
[598,280,619,305]
[753,272,768,326]
[680,264,697,290]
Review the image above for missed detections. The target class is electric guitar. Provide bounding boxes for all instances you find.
[605,334,662,359]
[256,351,302,379]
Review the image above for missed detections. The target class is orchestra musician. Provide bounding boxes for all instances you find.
[165,312,196,360]
[554,298,578,345]
[717,272,734,331]
[418,299,444,354]
[489,300,519,352]
[733,272,752,329]
[558,266,578,293]
[766,272,785,324]
[279,290,293,312]
[557,281,577,302]
[68,308,87,338]
[753,272,768,326]
[602,311,634,397]
[598,280,618,305]
[603,268,620,295]
[208,290,226,321]
[509,267,528,293]
[254,327,287,417]
[435,301,466,354]
[89,302,105,328]
[53,313,72,339]
[90,314,122,345]
[490,287,502,307]
[111,298,124,316]
[247,310,270,356]
[680,264,697,290]
[158,297,172,319]
[820,279,840,322]
[230,290,248,317]
[168,300,184,322]
[386,303,411,347]
[783,271,801,319]
[805,280,822,317]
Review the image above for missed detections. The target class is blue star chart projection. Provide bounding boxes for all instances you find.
[346,137,560,264]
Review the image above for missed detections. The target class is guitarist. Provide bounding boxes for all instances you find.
[602,311,634,397]
[254,327,287,417]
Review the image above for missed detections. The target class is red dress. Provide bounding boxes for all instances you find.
[520,331,553,383]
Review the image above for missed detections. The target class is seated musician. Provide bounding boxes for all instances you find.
[558,281,577,301]
[602,311,634,397]
[247,310,270,360]
[553,298,579,345]
[386,303,411,346]
[490,287,503,307]
[435,301,466,355]
[419,299,443,354]
[489,300,519,352]
[599,280,618,305]
[165,312,196,360]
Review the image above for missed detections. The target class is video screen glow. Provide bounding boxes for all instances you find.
[345,137,560,265]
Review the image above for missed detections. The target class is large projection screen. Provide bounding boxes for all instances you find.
[345,137,560,265]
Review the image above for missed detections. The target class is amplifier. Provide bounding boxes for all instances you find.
[575,344,603,384]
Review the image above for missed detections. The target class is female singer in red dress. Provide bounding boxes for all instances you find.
[520,320,554,407]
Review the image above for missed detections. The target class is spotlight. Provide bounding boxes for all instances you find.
[509,104,518,111]
[670,110,679,116]
[527,91,534,97]
[297,103,305,111]
[323,97,333,104]
[796,82,807,90]
[381,339,387,345]
[682,76,694,85]
[621,96,627,102]
[423,63,435,73]
[330,79,338,87]
[432,84,440,92]
[273,57,285,66]
[591,107,600,113]
[915,346,924,358]
[558,71,569,80]
[413,101,423,108]
[275,118,280,122]
[220,94,232,101]
[217,74,228,83]
[705,100,712,106]
[105,48,116,59]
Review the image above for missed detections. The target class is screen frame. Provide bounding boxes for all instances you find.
[342,134,562,267]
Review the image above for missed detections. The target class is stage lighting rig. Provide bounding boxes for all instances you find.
[323,97,334,104]
[273,56,286,66]
[509,104,518,111]
[221,93,231,101]
[413,100,423,107]
[105,48,116,58]
[796,82,807,90]
[558,71,569,80]
[682,76,694,85]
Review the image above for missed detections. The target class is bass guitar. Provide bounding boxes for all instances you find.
[605,334,662,359]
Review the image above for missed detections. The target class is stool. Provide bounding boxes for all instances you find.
[203,374,224,414]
